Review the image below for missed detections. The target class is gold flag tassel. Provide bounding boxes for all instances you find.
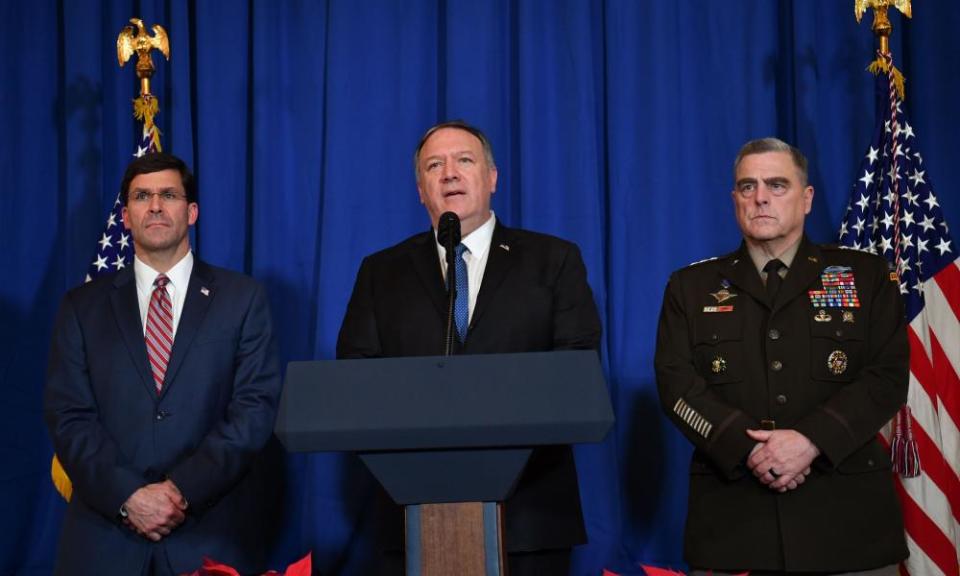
[855,0,911,100]
[133,94,163,152]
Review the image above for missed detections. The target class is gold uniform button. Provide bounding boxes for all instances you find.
[768,328,780,340]
[776,394,787,405]
[770,360,783,372]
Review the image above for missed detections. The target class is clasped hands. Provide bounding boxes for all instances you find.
[122,479,188,542]
[746,429,819,493]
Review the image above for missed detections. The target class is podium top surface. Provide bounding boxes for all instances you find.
[276,350,614,453]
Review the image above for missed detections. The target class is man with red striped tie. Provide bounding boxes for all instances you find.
[44,153,283,576]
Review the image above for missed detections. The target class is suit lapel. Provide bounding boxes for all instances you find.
[161,258,217,395]
[161,259,216,396]
[722,243,767,307]
[409,230,449,320]
[776,237,822,312]
[109,268,156,398]
[470,223,517,329]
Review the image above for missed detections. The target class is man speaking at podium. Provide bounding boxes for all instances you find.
[337,120,602,574]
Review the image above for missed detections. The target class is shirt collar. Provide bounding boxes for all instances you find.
[746,237,801,275]
[434,211,497,259]
[134,251,194,292]
[461,211,496,258]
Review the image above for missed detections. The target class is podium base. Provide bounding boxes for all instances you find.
[405,502,504,576]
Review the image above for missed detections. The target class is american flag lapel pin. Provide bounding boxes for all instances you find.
[200,287,210,297]
[499,243,510,252]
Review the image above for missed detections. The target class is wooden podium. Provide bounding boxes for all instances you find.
[275,350,613,576]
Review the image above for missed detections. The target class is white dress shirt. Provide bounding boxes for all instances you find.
[435,211,496,323]
[134,251,194,337]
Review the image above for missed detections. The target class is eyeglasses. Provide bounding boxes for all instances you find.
[130,190,188,204]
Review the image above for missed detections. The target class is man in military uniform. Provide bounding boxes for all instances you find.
[655,138,909,573]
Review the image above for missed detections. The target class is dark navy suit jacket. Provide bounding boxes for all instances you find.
[44,258,283,575]
[337,222,602,553]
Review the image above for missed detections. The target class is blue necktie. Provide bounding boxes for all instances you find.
[454,243,469,342]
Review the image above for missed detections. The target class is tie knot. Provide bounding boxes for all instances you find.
[454,243,468,258]
[154,274,170,289]
[763,259,785,276]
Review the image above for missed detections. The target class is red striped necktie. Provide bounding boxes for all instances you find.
[145,274,174,393]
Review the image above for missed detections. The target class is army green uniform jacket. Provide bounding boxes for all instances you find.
[655,236,909,571]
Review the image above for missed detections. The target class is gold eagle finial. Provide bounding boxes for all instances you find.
[116,18,170,96]
[855,0,912,24]
[854,0,912,99]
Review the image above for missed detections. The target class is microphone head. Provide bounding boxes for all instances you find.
[436,211,461,248]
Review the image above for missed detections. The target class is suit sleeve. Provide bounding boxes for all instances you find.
[336,256,383,359]
[166,282,282,509]
[44,294,149,519]
[654,274,760,478]
[793,259,909,466]
[551,243,602,351]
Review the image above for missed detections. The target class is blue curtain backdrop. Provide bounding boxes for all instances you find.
[2,1,959,574]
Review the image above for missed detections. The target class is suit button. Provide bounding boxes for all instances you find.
[775,394,788,405]
[770,360,783,371]
[768,328,780,340]
[156,410,167,421]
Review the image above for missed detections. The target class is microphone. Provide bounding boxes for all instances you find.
[436,212,461,355]
[437,211,461,250]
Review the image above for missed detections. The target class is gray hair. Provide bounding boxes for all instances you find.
[734,137,809,185]
[413,120,496,181]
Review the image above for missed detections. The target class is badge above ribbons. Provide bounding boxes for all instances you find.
[808,266,861,308]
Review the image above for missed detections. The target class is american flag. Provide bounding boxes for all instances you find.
[838,53,960,576]
[84,116,161,281]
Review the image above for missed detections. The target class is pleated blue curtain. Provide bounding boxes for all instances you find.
[2,1,958,574]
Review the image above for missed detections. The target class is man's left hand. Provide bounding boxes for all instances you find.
[746,428,819,492]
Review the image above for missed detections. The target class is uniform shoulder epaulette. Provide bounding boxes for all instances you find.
[683,247,741,270]
[823,243,876,254]
[685,255,719,268]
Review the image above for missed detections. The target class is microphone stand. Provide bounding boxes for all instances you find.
[437,212,461,356]
[444,242,457,357]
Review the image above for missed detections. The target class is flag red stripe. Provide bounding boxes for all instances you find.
[908,327,937,398]
[932,262,960,324]
[894,479,960,576]
[930,328,960,437]
[906,405,960,524]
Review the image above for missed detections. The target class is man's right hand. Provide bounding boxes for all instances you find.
[122,481,187,541]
